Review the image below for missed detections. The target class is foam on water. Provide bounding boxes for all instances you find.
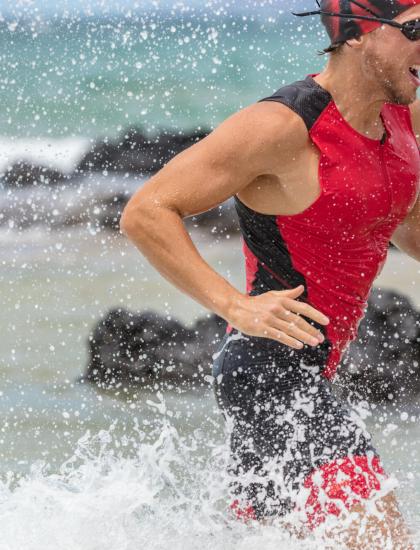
[0,137,91,175]
[0,423,246,549]
[0,410,418,550]
[0,416,337,550]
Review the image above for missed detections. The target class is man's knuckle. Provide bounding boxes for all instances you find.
[275,298,285,310]
[268,304,281,315]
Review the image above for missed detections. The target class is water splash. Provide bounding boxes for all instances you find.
[0,413,360,550]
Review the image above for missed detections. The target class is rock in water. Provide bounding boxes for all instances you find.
[83,288,420,402]
[95,193,129,231]
[338,287,420,403]
[83,308,227,389]
[2,161,67,187]
[76,126,209,175]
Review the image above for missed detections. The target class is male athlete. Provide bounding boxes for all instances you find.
[120,1,420,547]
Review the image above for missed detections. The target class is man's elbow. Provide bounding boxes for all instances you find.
[119,199,176,239]
[119,202,145,238]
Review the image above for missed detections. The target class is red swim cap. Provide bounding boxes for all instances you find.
[319,0,420,43]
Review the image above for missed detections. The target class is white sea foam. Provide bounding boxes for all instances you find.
[0,136,91,175]
[0,420,311,550]
[0,412,417,550]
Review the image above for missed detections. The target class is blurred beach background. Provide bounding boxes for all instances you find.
[1,0,420,548]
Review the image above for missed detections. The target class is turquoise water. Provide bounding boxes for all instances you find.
[0,11,326,139]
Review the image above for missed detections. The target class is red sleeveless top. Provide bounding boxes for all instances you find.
[227,74,420,379]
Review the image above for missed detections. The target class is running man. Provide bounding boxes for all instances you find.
[120,1,420,547]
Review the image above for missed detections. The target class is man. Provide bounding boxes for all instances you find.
[120,0,420,547]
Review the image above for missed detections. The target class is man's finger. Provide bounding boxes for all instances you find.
[279,311,325,341]
[282,298,330,325]
[276,319,322,347]
[263,328,304,350]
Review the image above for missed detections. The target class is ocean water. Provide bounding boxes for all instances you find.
[0,9,326,140]
[1,5,420,549]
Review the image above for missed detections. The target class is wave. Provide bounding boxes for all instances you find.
[0,136,91,175]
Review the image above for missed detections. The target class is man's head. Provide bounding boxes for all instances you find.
[347,3,420,104]
[297,1,420,105]
[320,0,420,45]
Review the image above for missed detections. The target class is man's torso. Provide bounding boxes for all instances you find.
[228,74,420,378]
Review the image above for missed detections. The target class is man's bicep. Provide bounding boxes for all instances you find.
[123,102,304,219]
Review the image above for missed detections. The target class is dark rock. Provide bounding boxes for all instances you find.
[1,161,67,188]
[76,126,210,176]
[83,308,227,389]
[94,193,130,231]
[83,288,420,402]
[0,126,210,190]
[119,127,149,150]
[337,288,420,403]
[76,141,157,175]
[0,126,240,235]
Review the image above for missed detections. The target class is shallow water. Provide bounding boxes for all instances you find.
[1,219,420,548]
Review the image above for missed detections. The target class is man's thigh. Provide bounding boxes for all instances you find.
[213,335,388,525]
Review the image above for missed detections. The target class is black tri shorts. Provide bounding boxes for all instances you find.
[212,328,387,528]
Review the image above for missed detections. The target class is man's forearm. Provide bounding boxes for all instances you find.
[120,205,245,321]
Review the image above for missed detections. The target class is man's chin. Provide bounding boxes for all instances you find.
[386,88,416,105]
[396,94,417,106]
[381,78,416,105]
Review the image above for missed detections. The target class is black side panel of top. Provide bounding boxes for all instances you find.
[234,195,307,297]
[234,195,332,362]
[257,75,331,130]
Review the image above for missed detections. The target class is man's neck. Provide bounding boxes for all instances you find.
[313,63,388,140]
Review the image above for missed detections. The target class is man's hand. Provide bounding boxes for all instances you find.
[227,285,330,349]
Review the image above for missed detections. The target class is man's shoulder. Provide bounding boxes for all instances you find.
[256,75,332,131]
[240,97,310,155]
[208,77,324,167]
